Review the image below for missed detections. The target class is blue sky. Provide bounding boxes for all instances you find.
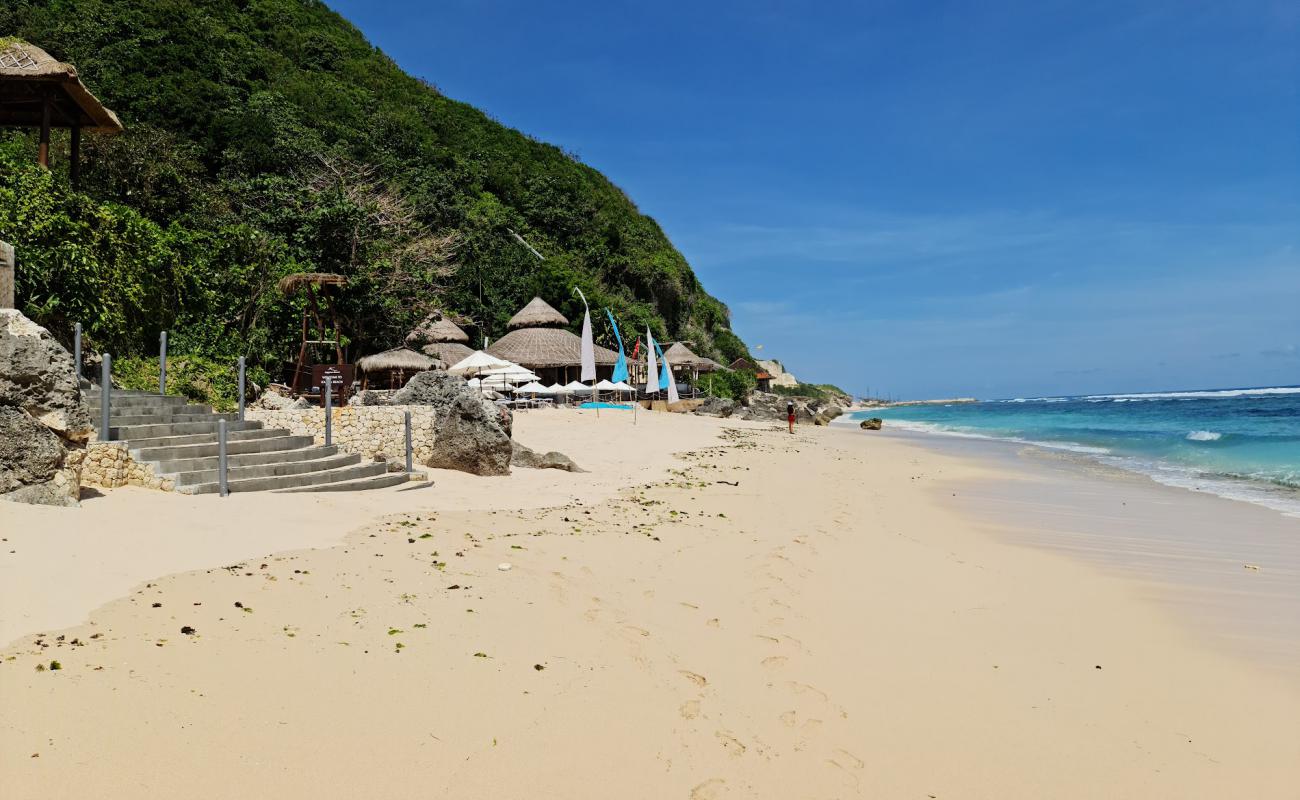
[327,0,1298,399]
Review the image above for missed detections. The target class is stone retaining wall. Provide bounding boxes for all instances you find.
[80,441,172,491]
[247,406,438,466]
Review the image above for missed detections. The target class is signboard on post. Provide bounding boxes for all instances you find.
[310,364,354,405]
[0,240,14,309]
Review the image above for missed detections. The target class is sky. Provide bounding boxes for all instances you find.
[326,0,1298,399]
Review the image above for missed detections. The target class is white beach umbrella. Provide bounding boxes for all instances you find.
[610,381,635,394]
[516,381,552,395]
[564,380,592,394]
[595,379,619,391]
[547,382,569,394]
[448,350,510,376]
[481,366,539,385]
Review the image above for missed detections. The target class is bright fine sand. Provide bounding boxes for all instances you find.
[2,411,1298,798]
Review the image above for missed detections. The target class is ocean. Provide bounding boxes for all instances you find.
[847,386,1300,518]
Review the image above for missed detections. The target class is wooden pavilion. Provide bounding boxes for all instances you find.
[278,272,349,401]
[0,40,123,185]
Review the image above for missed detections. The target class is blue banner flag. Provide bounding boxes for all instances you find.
[605,308,629,383]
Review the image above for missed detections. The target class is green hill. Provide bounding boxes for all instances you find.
[0,0,748,386]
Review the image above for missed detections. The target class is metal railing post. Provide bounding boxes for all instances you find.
[158,330,167,395]
[404,410,413,473]
[237,356,246,422]
[99,353,112,441]
[218,419,229,497]
[324,378,333,446]
[73,323,82,380]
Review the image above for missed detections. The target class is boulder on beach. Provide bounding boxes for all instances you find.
[693,396,737,418]
[1,309,91,505]
[511,440,586,473]
[394,371,513,475]
[860,417,883,431]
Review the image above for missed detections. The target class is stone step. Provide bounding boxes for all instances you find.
[177,460,389,495]
[132,434,316,464]
[86,393,190,410]
[117,426,286,452]
[155,444,341,475]
[109,419,262,440]
[108,410,231,427]
[167,452,362,487]
[275,472,416,493]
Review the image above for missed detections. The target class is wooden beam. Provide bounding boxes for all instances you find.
[69,125,81,187]
[38,93,51,168]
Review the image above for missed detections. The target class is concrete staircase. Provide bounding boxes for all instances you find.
[86,388,411,494]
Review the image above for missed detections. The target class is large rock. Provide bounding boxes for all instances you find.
[0,310,90,505]
[693,396,737,418]
[511,440,586,473]
[745,391,815,423]
[1,309,91,439]
[393,371,513,476]
[860,417,883,430]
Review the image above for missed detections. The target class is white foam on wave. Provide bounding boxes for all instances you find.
[1084,386,1300,401]
[1186,430,1222,442]
[885,419,1112,455]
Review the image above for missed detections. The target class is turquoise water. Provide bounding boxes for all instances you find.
[848,386,1300,517]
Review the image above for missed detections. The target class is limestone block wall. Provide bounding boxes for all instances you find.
[80,441,172,491]
[247,406,437,465]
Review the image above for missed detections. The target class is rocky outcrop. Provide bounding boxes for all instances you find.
[251,388,310,410]
[1,310,91,438]
[393,371,512,476]
[1,310,91,505]
[692,396,737,418]
[511,440,586,473]
[744,391,815,423]
[860,417,883,430]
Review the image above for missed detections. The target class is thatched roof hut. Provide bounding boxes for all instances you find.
[507,297,568,329]
[356,346,442,390]
[488,297,617,381]
[277,272,347,293]
[420,341,476,365]
[406,312,470,345]
[487,327,619,369]
[0,41,123,133]
[663,342,719,372]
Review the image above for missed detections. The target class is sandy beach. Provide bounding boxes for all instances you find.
[2,411,1298,798]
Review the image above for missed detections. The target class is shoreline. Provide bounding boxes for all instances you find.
[3,413,1298,796]
[839,424,1300,675]
[838,411,1300,520]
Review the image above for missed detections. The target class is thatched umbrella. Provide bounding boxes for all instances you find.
[0,40,123,181]
[356,346,442,390]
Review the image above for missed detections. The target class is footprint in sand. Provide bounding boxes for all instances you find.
[623,624,651,638]
[680,699,701,719]
[680,670,708,687]
[785,681,829,702]
[828,748,864,770]
[689,778,726,799]
[754,634,780,645]
[715,730,747,757]
[584,608,601,622]
[761,655,788,669]
[705,618,720,628]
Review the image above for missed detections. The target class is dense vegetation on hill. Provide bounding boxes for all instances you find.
[0,0,748,389]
